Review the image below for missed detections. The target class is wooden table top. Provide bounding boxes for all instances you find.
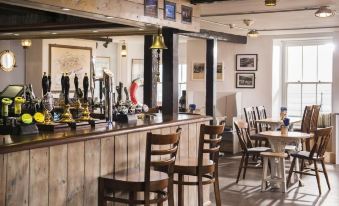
[256,117,301,124]
[259,131,311,140]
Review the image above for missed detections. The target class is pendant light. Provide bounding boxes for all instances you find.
[247,30,259,38]
[315,6,335,18]
[150,27,167,82]
[265,0,276,6]
[121,41,127,57]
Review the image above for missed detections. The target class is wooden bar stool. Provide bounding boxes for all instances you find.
[173,123,225,206]
[261,152,288,193]
[98,129,181,206]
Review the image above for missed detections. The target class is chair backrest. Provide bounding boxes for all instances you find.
[145,129,181,185]
[256,106,270,132]
[310,105,321,132]
[309,127,332,159]
[244,107,258,134]
[301,106,313,133]
[197,123,225,170]
[234,121,253,153]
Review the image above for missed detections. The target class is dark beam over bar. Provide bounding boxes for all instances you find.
[162,28,179,116]
[143,35,157,107]
[206,38,217,121]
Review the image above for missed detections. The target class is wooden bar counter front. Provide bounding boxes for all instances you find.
[0,114,211,206]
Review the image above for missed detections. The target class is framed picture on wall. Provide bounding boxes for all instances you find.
[236,73,255,88]
[181,5,192,23]
[144,0,158,17]
[192,62,205,80]
[236,54,258,71]
[131,59,144,85]
[94,56,110,79]
[217,62,224,81]
[49,44,92,92]
[164,1,176,21]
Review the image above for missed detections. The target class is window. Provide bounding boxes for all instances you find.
[283,40,333,117]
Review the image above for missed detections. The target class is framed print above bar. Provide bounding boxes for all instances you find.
[192,62,205,80]
[49,44,92,92]
[236,73,255,88]
[94,56,110,79]
[236,54,257,71]
[144,0,158,18]
[217,62,224,81]
[164,1,176,21]
[181,5,192,24]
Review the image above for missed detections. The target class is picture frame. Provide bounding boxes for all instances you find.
[144,0,158,18]
[131,59,144,85]
[181,5,192,24]
[236,73,255,88]
[49,44,92,92]
[217,62,224,81]
[192,62,205,80]
[164,1,176,21]
[236,54,258,71]
[94,56,110,79]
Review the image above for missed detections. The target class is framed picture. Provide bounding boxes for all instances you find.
[94,56,110,79]
[131,59,144,85]
[236,54,258,71]
[144,0,158,17]
[164,1,176,21]
[49,44,92,92]
[217,62,224,81]
[181,5,192,23]
[236,73,255,88]
[192,63,205,80]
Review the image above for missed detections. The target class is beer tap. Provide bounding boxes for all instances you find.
[79,73,92,121]
[103,69,113,126]
[74,74,82,110]
[60,73,74,123]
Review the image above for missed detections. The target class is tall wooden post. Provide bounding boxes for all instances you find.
[206,38,217,124]
[162,28,179,117]
[143,35,157,107]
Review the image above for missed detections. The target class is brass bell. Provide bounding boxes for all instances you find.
[150,29,168,50]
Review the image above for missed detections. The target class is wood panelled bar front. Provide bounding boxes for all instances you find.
[0,114,211,206]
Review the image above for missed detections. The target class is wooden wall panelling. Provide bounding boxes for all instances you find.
[114,135,128,206]
[128,132,140,169]
[6,150,29,206]
[29,148,49,206]
[180,124,189,206]
[67,142,85,206]
[84,139,101,206]
[170,126,180,204]
[100,136,114,206]
[0,154,7,205]
[188,123,198,205]
[49,145,68,206]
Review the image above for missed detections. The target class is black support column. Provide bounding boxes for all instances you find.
[162,28,179,117]
[206,38,217,123]
[143,35,157,107]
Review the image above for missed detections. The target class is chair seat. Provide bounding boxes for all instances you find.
[248,147,271,153]
[261,152,287,158]
[174,157,214,176]
[285,145,297,151]
[291,151,320,160]
[100,168,169,192]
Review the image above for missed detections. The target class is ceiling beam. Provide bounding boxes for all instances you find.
[191,0,229,4]
[180,29,247,44]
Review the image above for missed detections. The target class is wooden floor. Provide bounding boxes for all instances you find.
[211,154,339,206]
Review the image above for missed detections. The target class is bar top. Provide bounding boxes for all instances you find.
[0,114,212,154]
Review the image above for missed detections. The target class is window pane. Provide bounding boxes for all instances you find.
[302,45,317,82]
[287,84,301,117]
[317,84,332,113]
[287,46,302,82]
[301,84,317,109]
[182,64,187,83]
[318,44,333,82]
[178,65,183,83]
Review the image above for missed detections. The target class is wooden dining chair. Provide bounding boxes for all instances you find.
[173,123,225,206]
[287,127,332,195]
[304,105,321,151]
[256,106,271,132]
[98,129,181,206]
[234,120,271,183]
[244,107,267,147]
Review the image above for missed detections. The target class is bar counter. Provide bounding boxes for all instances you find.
[0,114,212,206]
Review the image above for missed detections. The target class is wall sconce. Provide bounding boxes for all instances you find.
[121,41,127,57]
[21,39,32,49]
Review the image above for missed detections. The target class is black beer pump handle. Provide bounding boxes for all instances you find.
[64,75,70,105]
[48,75,51,92]
[83,73,89,102]
[61,73,65,94]
[42,72,48,96]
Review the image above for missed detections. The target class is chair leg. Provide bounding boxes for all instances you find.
[321,160,331,190]
[213,171,221,206]
[129,192,137,206]
[287,157,296,188]
[178,174,184,206]
[314,160,322,195]
[243,155,249,179]
[197,175,204,206]
[144,189,150,206]
[98,179,107,206]
[168,176,174,206]
[236,154,245,183]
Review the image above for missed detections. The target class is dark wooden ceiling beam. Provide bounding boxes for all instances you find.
[180,29,247,44]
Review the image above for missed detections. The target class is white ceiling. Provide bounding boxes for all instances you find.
[199,0,339,36]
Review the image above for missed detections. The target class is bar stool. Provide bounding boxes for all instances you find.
[261,152,288,193]
[98,129,181,206]
[173,123,225,206]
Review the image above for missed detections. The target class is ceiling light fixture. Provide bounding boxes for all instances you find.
[51,32,57,35]
[243,19,254,27]
[92,30,99,33]
[106,16,113,19]
[62,8,71,11]
[315,6,335,18]
[103,37,111,48]
[265,0,277,6]
[247,30,259,38]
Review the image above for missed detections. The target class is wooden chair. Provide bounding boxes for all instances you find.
[98,129,181,206]
[244,107,267,147]
[234,120,271,183]
[287,127,332,195]
[256,106,271,132]
[304,105,321,151]
[173,123,225,206]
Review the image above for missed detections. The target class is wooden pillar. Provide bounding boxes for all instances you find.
[206,38,217,123]
[143,35,157,107]
[162,28,179,117]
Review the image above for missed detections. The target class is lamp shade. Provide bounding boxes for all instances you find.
[121,43,127,57]
[21,39,32,48]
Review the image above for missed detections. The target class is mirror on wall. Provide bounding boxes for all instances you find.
[0,50,16,72]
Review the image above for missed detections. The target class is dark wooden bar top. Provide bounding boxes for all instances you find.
[0,114,211,154]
